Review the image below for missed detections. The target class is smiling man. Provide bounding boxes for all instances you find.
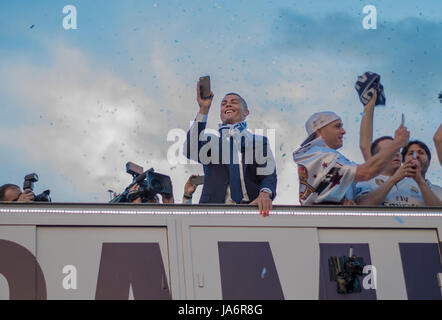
[293,105,410,205]
[183,79,277,216]
[355,138,441,206]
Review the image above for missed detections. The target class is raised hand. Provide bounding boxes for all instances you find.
[184,175,197,197]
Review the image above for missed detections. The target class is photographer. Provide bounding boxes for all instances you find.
[0,184,34,202]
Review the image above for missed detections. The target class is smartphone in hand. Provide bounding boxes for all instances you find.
[199,76,211,99]
[190,175,204,186]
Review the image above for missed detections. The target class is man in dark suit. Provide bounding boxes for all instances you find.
[184,80,277,216]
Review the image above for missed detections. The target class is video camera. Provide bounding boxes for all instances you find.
[23,173,51,202]
[110,162,173,203]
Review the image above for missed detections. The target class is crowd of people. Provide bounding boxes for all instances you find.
[1,73,441,215]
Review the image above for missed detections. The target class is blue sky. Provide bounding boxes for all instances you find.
[0,0,441,204]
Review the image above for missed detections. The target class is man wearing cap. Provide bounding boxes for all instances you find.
[183,80,277,215]
[293,105,410,205]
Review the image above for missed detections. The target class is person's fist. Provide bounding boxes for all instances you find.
[17,189,34,202]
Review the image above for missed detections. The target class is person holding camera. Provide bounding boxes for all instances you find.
[0,184,35,202]
[292,92,410,205]
[0,173,50,203]
[128,175,199,204]
[129,183,174,204]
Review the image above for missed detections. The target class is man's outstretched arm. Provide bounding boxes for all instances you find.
[359,91,377,161]
[355,124,409,183]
